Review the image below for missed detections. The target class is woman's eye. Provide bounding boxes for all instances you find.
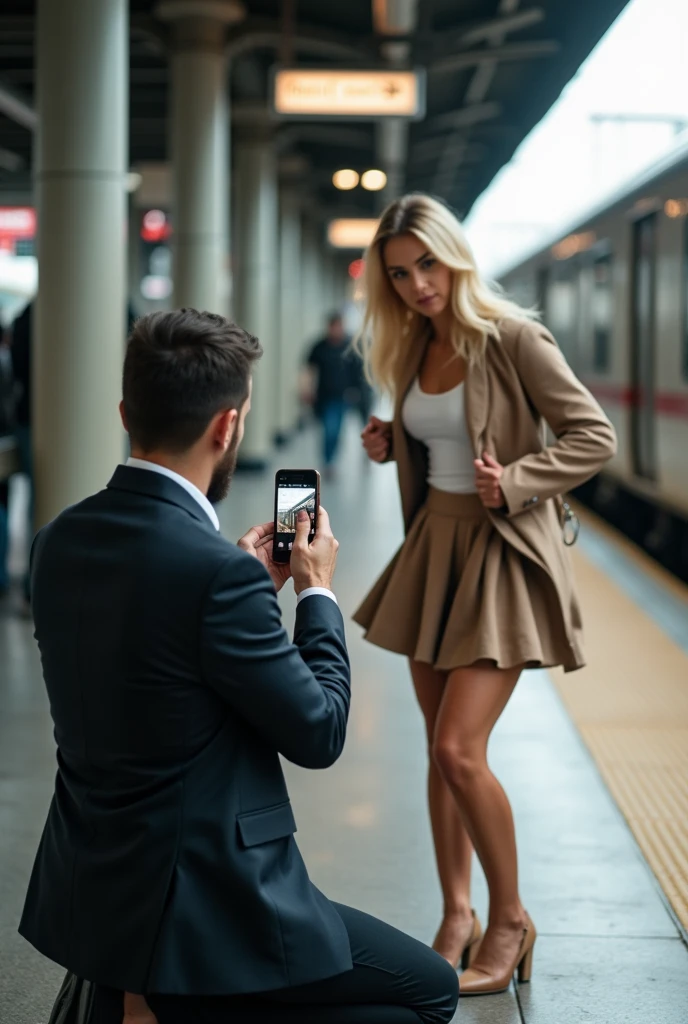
[391,270,407,280]
[421,258,436,270]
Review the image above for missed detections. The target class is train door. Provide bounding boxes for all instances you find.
[630,213,657,481]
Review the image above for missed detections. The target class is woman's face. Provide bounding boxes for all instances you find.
[383,233,452,319]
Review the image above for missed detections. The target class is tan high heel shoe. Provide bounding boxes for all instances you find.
[459,914,536,996]
[460,910,483,971]
[433,910,483,970]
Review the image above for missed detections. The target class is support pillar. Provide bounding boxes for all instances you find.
[158,1,242,312]
[276,188,302,444]
[234,135,278,468]
[35,0,128,527]
[301,220,324,349]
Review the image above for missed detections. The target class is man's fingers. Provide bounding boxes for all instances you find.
[246,521,274,542]
[315,506,332,537]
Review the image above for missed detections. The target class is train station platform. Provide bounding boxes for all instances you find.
[2,419,688,1024]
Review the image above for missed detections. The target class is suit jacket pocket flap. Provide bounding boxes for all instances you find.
[237,800,297,848]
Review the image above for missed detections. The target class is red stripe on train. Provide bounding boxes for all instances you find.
[585,382,688,419]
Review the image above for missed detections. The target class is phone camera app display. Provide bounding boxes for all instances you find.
[276,484,316,542]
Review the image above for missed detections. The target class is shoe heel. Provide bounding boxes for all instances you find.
[517,944,534,984]
[461,936,480,971]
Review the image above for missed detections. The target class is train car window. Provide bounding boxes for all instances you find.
[630,213,657,481]
[549,262,580,372]
[592,254,613,372]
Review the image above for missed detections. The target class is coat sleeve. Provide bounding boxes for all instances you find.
[200,551,350,769]
[499,320,617,517]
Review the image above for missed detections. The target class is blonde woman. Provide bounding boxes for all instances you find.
[353,193,616,996]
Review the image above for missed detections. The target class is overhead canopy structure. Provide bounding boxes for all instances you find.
[0,0,630,218]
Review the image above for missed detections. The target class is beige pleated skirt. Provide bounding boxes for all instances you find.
[353,488,570,672]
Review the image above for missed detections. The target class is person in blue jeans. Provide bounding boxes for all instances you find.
[307,313,352,476]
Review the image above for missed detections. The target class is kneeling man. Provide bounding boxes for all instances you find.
[20,310,458,1024]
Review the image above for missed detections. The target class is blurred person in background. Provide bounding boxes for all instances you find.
[346,341,375,431]
[0,321,15,594]
[9,300,33,602]
[305,312,353,478]
[354,193,616,996]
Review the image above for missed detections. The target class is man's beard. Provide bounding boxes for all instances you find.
[207,432,239,505]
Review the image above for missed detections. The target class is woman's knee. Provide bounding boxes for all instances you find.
[416,953,459,1024]
[432,738,483,794]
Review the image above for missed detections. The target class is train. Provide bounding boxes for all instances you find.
[498,135,688,583]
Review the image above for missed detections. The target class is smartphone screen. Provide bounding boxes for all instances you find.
[273,469,319,563]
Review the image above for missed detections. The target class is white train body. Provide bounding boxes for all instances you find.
[500,139,688,528]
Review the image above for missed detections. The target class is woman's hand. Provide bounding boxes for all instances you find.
[474,452,506,509]
[237,521,292,592]
[362,416,392,463]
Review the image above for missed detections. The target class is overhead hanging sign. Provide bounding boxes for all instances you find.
[328,219,379,249]
[271,68,425,121]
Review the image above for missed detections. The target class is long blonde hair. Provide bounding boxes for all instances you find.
[355,192,537,397]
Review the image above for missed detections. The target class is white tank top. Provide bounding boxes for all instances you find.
[402,378,477,494]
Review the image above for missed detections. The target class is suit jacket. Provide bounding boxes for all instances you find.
[388,317,617,670]
[19,466,352,994]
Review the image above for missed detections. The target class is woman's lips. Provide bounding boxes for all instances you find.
[417,294,438,307]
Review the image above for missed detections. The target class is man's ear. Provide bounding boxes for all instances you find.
[119,401,128,432]
[214,408,238,450]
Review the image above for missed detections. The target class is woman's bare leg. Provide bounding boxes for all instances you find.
[410,660,475,966]
[432,661,527,975]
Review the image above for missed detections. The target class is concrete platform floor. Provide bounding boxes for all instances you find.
[2,418,688,1023]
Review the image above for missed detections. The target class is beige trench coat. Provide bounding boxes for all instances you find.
[376,317,617,671]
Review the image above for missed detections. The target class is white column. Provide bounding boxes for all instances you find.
[276,188,302,443]
[158,3,241,311]
[35,0,128,528]
[234,135,278,468]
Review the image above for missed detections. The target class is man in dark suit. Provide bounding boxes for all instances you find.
[20,309,458,1024]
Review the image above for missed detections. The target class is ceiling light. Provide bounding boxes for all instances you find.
[361,169,387,191]
[333,169,360,191]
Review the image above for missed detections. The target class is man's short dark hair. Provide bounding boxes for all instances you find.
[327,311,343,327]
[123,309,262,453]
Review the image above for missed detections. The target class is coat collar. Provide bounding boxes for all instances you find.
[106,464,219,532]
[464,351,489,457]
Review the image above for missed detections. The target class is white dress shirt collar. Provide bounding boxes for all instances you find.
[125,457,220,531]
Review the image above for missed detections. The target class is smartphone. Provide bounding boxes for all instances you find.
[272,469,320,563]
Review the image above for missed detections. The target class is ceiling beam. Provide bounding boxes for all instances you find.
[226,17,366,62]
[0,79,36,131]
[275,125,372,154]
[424,101,502,133]
[430,39,560,76]
[458,7,545,47]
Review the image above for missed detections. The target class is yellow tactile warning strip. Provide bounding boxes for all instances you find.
[550,511,688,933]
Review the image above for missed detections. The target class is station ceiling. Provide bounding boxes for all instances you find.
[0,0,630,219]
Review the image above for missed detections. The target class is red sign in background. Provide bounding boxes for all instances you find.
[0,207,36,254]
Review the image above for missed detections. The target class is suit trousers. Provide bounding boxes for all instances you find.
[90,904,459,1024]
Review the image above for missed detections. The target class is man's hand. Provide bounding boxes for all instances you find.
[290,506,339,596]
[474,452,506,509]
[361,416,392,463]
[237,521,292,592]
